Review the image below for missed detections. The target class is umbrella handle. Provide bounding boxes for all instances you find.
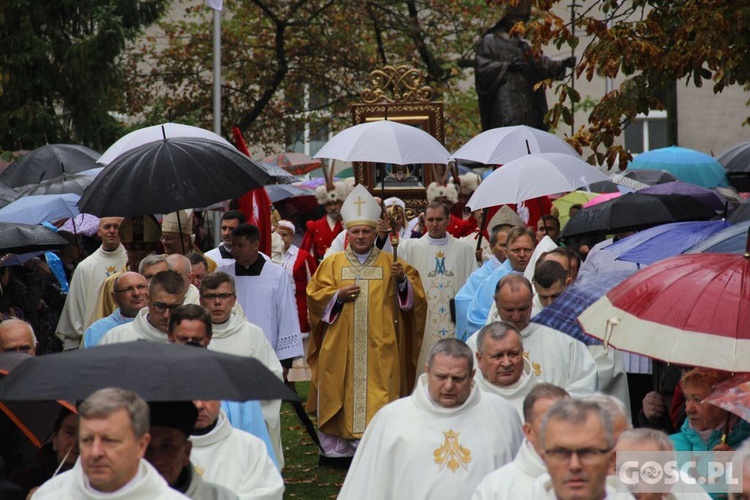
[603,317,620,352]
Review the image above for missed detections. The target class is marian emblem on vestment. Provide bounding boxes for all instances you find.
[106,265,116,277]
[428,251,454,278]
[524,351,542,376]
[434,429,471,472]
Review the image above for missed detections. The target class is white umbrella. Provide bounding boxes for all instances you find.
[451,125,579,165]
[466,153,610,211]
[314,120,450,165]
[98,123,233,165]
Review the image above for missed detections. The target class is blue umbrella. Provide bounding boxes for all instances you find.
[532,271,637,346]
[0,193,80,224]
[628,146,729,188]
[607,220,730,265]
[683,220,750,254]
[264,184,314,203]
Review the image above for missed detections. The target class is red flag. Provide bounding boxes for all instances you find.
[233,126,272,256]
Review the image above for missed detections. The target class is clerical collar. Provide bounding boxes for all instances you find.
[219,244,233,259]
[192,419,218,436]
[235,254,266,276]
[172,465,192,493]
[426,235,449,246]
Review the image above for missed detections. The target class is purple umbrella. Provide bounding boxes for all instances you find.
[639,181,725,212]
[299,177,340,190]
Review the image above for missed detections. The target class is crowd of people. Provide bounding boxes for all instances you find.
[0,170,748,500]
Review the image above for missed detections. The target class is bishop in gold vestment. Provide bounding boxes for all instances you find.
[305,185,427,458]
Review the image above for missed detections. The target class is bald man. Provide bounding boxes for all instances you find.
[82,272,149,348]
[0,319,37,355]
[55,217,128,349]
[166,254,200,304]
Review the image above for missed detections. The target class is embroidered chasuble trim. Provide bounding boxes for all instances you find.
[342,247,383,433]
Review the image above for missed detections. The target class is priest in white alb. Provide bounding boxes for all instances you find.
[472,383,569,500]
[399,201,477,373]
[474,321,539,418]
[338,338,523,500]
[466,274,597,398]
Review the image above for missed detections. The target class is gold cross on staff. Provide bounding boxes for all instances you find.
[353,196,366,216]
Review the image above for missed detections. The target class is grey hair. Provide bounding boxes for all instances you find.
[540,399,615,449]
[138,254,169,275]
[77,388,150,438]
[427,338,473,372]
[476,321,521,354]
[0,319,37,347]
[166,254,192,282]
[522,383,569,424]
[618,428,674,452]
[583,392,632,428]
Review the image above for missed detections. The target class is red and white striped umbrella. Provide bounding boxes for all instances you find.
[578,253,750,372]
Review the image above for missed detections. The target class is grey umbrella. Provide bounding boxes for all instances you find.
[0,144,100,188]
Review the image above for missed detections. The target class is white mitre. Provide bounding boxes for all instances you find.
[341,184,381,229]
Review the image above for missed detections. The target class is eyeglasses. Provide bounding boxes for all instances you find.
[201,293,235,302]
[544,447,612,464]
[113,284,148,294]
[151,301,182,314]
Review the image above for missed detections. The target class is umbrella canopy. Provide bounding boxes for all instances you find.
[0,181,19,208]
[628,146,729,188]
[0,193,79,224]
[704,373,750,423]
[560,192,716,239]
[314,120,450,165]
[16,168,103,196]
[97,123,233,165]
[59,213,100,237]
[621,169,677,186]
[717,141,750,174]
[607,220,730,265]
[255,162,298,184]
[639,181,725,212]
[264,184,314,204]
[532,271,636,346]
[78,138,271,217]
[552,191,598,228]
[261,152,322,176]
[0,341,298,402]
[683,221,750,255]
[450,125,578,165]
[578,253,750,372]
[0,353,75,448]
[728,199,750,224]
[466,153,610,211]
[0,222,71,254]
[583,192,621,208]
[0,144,101,188]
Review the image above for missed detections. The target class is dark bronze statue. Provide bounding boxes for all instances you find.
[475,2,576,131]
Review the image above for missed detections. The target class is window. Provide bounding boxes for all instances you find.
[624,111,668,154]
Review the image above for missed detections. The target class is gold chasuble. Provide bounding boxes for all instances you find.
[306,247,427,440]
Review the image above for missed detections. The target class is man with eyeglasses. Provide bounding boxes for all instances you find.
[530,399,622,500]
[198,271,284,467]
[474,321,538,419]
[82,272,148,348]
[0,319,37,354]
[473,383,569,500]
[99,270,186,344]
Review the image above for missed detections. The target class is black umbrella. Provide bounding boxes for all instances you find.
[16,168,102,197]
[264,184,314,203]
[728,200,750,224]
[0,144,101,188]
[257,162,298,184]
[718,141,750,174]
[0,222,71,254]
[0,341,298,403]
[78,138,271,217]
[561,192,716,239]
[622,169,677,185]
[0,181,19,208]
[0,353,75,448]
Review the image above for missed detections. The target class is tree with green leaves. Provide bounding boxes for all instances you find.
[0,0,169,151]
[122,0,492,151]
